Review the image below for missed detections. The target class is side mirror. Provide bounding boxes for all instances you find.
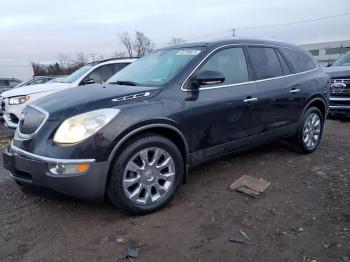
[326,63,332,67]
[191,70,225,88]
[80,78,95,85]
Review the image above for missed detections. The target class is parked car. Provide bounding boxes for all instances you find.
[1,58,136,128]
[0,78,22,91]
[0,78,21,118]
[0,60,34,81]
[323,52,350,116]
[3,39,329,214]
[14,76,62,88]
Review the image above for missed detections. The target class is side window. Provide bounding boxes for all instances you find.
[28,78,46,85]
[84,64,114,83]
[197,47,249,86]
[283,48,317,73]
[0,80,9,86]
[248,47,283,80]
[9,80,20,87]
[110,63,129,74]
[276,49,292,75]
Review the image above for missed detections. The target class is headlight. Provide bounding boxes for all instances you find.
[53,108,120,144]
[8,95,30,105]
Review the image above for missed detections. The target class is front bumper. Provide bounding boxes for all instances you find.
[329,96,350,115]
[3,142,111,201]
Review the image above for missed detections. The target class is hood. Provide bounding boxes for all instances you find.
[323,66,350,79]
[32,83,160,120]
[1,82,70,98]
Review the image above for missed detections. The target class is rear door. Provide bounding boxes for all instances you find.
[246,46,301,135]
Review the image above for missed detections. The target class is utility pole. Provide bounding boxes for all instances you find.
[232,29,236,38]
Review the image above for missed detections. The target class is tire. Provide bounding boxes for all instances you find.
[293,106,324,154]
[107,134,184,214]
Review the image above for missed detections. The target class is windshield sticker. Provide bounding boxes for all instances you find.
[176,50,201,56]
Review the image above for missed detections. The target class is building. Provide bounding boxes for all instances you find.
[299,40,350,68]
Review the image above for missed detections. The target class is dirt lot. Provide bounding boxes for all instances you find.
[0,118,349,262]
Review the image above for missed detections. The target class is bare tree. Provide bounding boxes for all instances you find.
[75,52,87,65]
[118,31,155,57]
[168,37,186,46]
[119,32,134,57]
[133,31,155,57]
[58,53,71,69]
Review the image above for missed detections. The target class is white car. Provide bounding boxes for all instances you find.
[1,58,136,128]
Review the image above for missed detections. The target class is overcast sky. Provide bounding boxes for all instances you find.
[1,0,350,63]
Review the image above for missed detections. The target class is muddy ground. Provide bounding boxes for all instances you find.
[0,118,349,262]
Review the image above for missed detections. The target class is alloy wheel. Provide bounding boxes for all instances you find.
[122,147,176,205]
[302,112,321,150]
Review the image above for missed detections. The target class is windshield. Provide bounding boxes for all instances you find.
[62,65,93,83]
[108,47,204,86]
[332,52,350,67]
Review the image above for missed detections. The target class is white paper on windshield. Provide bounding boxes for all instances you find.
[176,50,201,56]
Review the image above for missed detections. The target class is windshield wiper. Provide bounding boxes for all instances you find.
[109,80,139,86]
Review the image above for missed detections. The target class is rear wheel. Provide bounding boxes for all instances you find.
[107,135,184,214]
[293,107,324,153]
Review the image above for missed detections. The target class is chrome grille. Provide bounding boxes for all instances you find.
[18,106,48,135]
[330,78,350,95]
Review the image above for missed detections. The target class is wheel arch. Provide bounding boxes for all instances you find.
[107,123,190,184]
[301,96,328,121]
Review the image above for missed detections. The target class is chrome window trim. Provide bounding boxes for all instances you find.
[10,142,95,164]
[181,43,319,92]
[17,105,49,140]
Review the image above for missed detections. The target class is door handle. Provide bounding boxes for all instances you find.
[243,97,258,103]
[289,88,300,94]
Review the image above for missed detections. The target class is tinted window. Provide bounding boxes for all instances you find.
[283,48,317,73]
[62,65,93,83]
[110,63,129,73]
[0,80,9,86]
[9,80,21,87]
[198,47,248,86]
[84,64,114,83]
[248,47,283,80]
[276,49,292,75]
[332,52,350,67]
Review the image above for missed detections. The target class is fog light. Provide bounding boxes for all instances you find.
[48,163,90,176]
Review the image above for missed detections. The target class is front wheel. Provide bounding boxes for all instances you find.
[107,135,184,214]
[293,107,324,153]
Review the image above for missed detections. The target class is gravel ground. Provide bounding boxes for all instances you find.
[0,118,349,262]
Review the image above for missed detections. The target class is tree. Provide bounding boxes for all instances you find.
[168,37,186,46]
[58,53,71,69]
[133,31,155,57]
[119,32,134,57]
[75,52,87,65]
[118,31,155,57]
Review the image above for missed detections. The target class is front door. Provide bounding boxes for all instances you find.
[184,46,258,163]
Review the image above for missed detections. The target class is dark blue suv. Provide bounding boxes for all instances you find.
[3,39,330,214]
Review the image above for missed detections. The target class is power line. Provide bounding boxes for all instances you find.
[236,12,350,30]
[186,12,350,42]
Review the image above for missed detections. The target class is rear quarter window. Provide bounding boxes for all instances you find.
[282,48,317,73]
[247,47,284,80]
